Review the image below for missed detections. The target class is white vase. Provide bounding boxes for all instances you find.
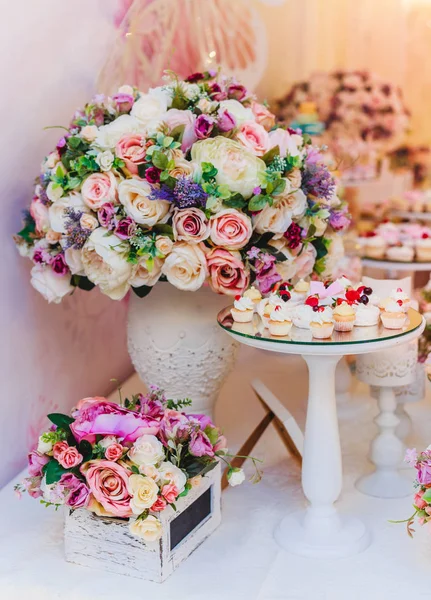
[127,285,239,417]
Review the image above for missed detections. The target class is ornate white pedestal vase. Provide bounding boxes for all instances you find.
[127,286,239,417]
[355,341,418,499]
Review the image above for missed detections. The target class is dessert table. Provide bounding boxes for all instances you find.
[361,258,431,273]
[391,210,431,222]
[217,308,425,559]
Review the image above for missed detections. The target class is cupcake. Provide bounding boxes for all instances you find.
[230,295,254,323]
[354,302,380,327]
[386,245,414,262]
[292,303,314,329]
[258,293,283,327]
[390,287,411,311]
[243,286,262,305]
[268,305,293,337]
[332,301,356,332]
[380,299,408,329]
[416,235,431,262]
[365,235,386,259]
[290,279,310,304]
[310,306,334,339]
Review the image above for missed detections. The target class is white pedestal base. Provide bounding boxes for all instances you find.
[275,510,370,559]
[356,470,412,499]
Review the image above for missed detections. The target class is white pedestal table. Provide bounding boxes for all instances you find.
[217,308,425,559]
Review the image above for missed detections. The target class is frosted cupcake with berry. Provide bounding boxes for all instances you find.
[416,233,431,262]
[290,279,310,304]
[243,286,262,305]
[380,299,408,329]
[332,301,356,332]
[268,305,293,337]
[390,288,411,311]
[386,244,414,262]
[258,293,284,327]
[354,289,380,326]
[292,296,318,329]
[231,295,254,323]
[310,306,334,339]
[365,234,386,259]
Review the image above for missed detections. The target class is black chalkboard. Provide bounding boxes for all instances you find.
[170,487,212,550]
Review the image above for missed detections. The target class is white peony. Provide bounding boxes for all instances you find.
[228,468,245,487]
[64,248,85,276]
[31,265,73,304]
[252,200,293,237]
[191,137,266,199]
[48,192,88,234]
[157,461,187,494]
[129,435,165,466]
[131,87,171,131]
[161,242,208,291]
[81,228,133,300]
[218,99,254,125]
[94,114,141,149]
[118,179,171,226]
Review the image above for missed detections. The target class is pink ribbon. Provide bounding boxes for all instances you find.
[309,281,344,303]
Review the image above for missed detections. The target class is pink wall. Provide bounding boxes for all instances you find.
[0,0,132,486]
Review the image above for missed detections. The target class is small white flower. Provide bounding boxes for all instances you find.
[37,436,53,454]
[228,468,245,487]
[95,150,115,172]
[98,435,119,450]
[118,84,134,96]
[46,182,63,202]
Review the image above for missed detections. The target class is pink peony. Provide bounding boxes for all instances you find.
[60,473,90,508]
[52,441,69,460]
[162,483,179,504]
[71,399,160,444]
[28,452,49,477]
[173,207,210,243]
[209,209,253,250]
[81,172,117,210]
[206,248,249,296]
[189,430,214,458]
[30,198,49,233]
[236,121,269,156]
[159,410,190,444]
[115,134,147,175]
[251,101,275,130]
[57,446,83,469]
[84,460,132,518]
[417,461,431,486]
[105,443,124,461]
[164,109,197,152]
[151,497,167,512]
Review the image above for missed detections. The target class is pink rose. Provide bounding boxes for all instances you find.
[189,430,214,457]
[151,497,167,512]
[173,207,210,243]
[30,198,50,233]
[105,443,124,461]
[268,128,302,158]
[414,490,428,510]
[251,101,276,130]
[28,451,49,477]
[53,441,69,460]
[57,446,83,469]
[71,399,160,443]
[60,473,90,508]
[236,121,269,156]
[207,248,249,296]
[161,483,179,504]
[74,396,107,411]
[115,134,147,175]
[295,245,317,280]
[81,172,117,210]
[209,209,253,250]
[164,109,197,152]
[84,460,132,518]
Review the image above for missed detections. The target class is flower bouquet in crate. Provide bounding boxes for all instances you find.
[16,386,260,581]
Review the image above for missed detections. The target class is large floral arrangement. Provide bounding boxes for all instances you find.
[16,386,260,542]
[15,71,349,303]
[394,447,431,536]
[276,70,409,165]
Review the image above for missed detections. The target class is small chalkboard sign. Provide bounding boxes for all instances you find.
[170,487,212,550]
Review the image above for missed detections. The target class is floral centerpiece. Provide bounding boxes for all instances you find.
[16,386,260,542]
[15,70,349,303]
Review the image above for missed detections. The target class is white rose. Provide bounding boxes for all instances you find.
[94,114,141,149]
[64,248,85,276]
[31,265,73,304]
[118,179,171,226]
[46,182,63,202]
[196,98,217,113]
[81,228,133,300]
[43,151,60,171]
[191,137,266,199]
[129,435,165,466]
[128,474,159,514]
[37,436,52,454]
[98,435,119,449]
[80,125,98,142]
[118,84,134,96]
[95,150,115,172]
[131,88,170,131]
[161,242,208,291]
[129,515,162,542]
[158,461,187,493]
[130,256,164,288]
[311,216,327,237]
[139,465,161,481]
[183,83,201,100]
[48,192,88,234]
[228,468,245,487]
[219,99,254,125]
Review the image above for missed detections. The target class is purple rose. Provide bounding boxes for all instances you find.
[195,114,215,139]
[98,203,115,229]
[189,430,214,457]
[217,109,236,132]
[255,269,282,294]
[112,93,134,113]
[50,253,69,276]
[28,451,49,477]
[159,410,190,445]
[60,473,90,508]
[208,82,227,101]
[329,208,351,232]
[145,167,161,184]
[227,83,247,101]
[33,249,46,264]
[115,217,136,240]
[417,461,431,486]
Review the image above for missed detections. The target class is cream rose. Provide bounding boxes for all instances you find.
[82,228,133,300]
[157,461,187,494]
[210,209,252,250]
[80,213,99,231]
[173,208,210,243]
[129,515,162,542]
[118,179,171,226]
[218,99,254,125]
[287,168,302,189]
[161,242,208,291]
[155,236,173,256]
[46,182,63,202]
[81,172,117,210]
[269,239,298,280]
[169,157,199,179]
[191,137,266,199]
[94,114,141,149]
[129,435,165,466]
[80,125,98,142]
[128,474,159,514]
[48,192,87,234]
[129,256,164,288]
[275,188,307,219]
[96,150,115,172]
[30,265,73,304]
[252,200,293,237]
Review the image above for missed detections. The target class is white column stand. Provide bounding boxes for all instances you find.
[395,403,412,442]
[275,354,370,558]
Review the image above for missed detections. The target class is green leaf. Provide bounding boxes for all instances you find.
[171,95,188,110]
[132,285,153,298]
[223,193,247,209]
[153,224,174,239]
[47,413,74,429]
[423,488,431,502]
[248,194,268,212]
[178,482,192,498]
[17,220,36,243]
[152,151,168,170]
[272,178,286,196]
[137,163,148,179]
[44,460,68,485]
[170,124,185,142]
[163,136,174,148]
[254,231,275,248]
[78,440,93,462]
[312,237,329,261]
[130,465,140,475]
[67,136,81,150]
[71,275,96,291]
[262,145,280,165]
[307,224,316,239]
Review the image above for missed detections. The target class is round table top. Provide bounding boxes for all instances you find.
[217,307,425,356]
[391,210,431,222]
[361,257,431,272]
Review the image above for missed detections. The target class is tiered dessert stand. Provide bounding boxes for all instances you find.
[217,308,425,559]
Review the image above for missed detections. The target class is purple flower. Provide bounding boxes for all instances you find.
[33,249,46,264]
[284,222,303,249]
[256,269,282,294]
[329,207,351,232]
[64,208,92,249]
[189,430,214,457]
[151,177,207,209]
[115,217,136,240]
[217,109,236,132]
[247,246,261,260]
[60,473,90,508]
[417,461,431,486]
[195,114,215,139]
[139,394,164,420]
[56,137,67,154]
[186,72,205,83]
[50,253,69,276]
[301,163,336,200]
[208,82,227,101]
[145,167,161,184]
[255,252,277,277]
[112,93,134,113]
[159,410,190,445]
[98,203,116,229]
[28,452,49,477]
[404,448,418,466]
[188,414,214,430]
[228,83,247,101]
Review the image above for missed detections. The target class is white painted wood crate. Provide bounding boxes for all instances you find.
[64,462,221,582]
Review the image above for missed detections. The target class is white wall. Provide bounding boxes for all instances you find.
[0,0,132,485]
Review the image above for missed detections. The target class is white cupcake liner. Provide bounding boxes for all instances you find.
[231,308,253,323]
[380,314,407,329]
[310,323,334,339]
[333,319,355,332]
[268,321,292,337]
